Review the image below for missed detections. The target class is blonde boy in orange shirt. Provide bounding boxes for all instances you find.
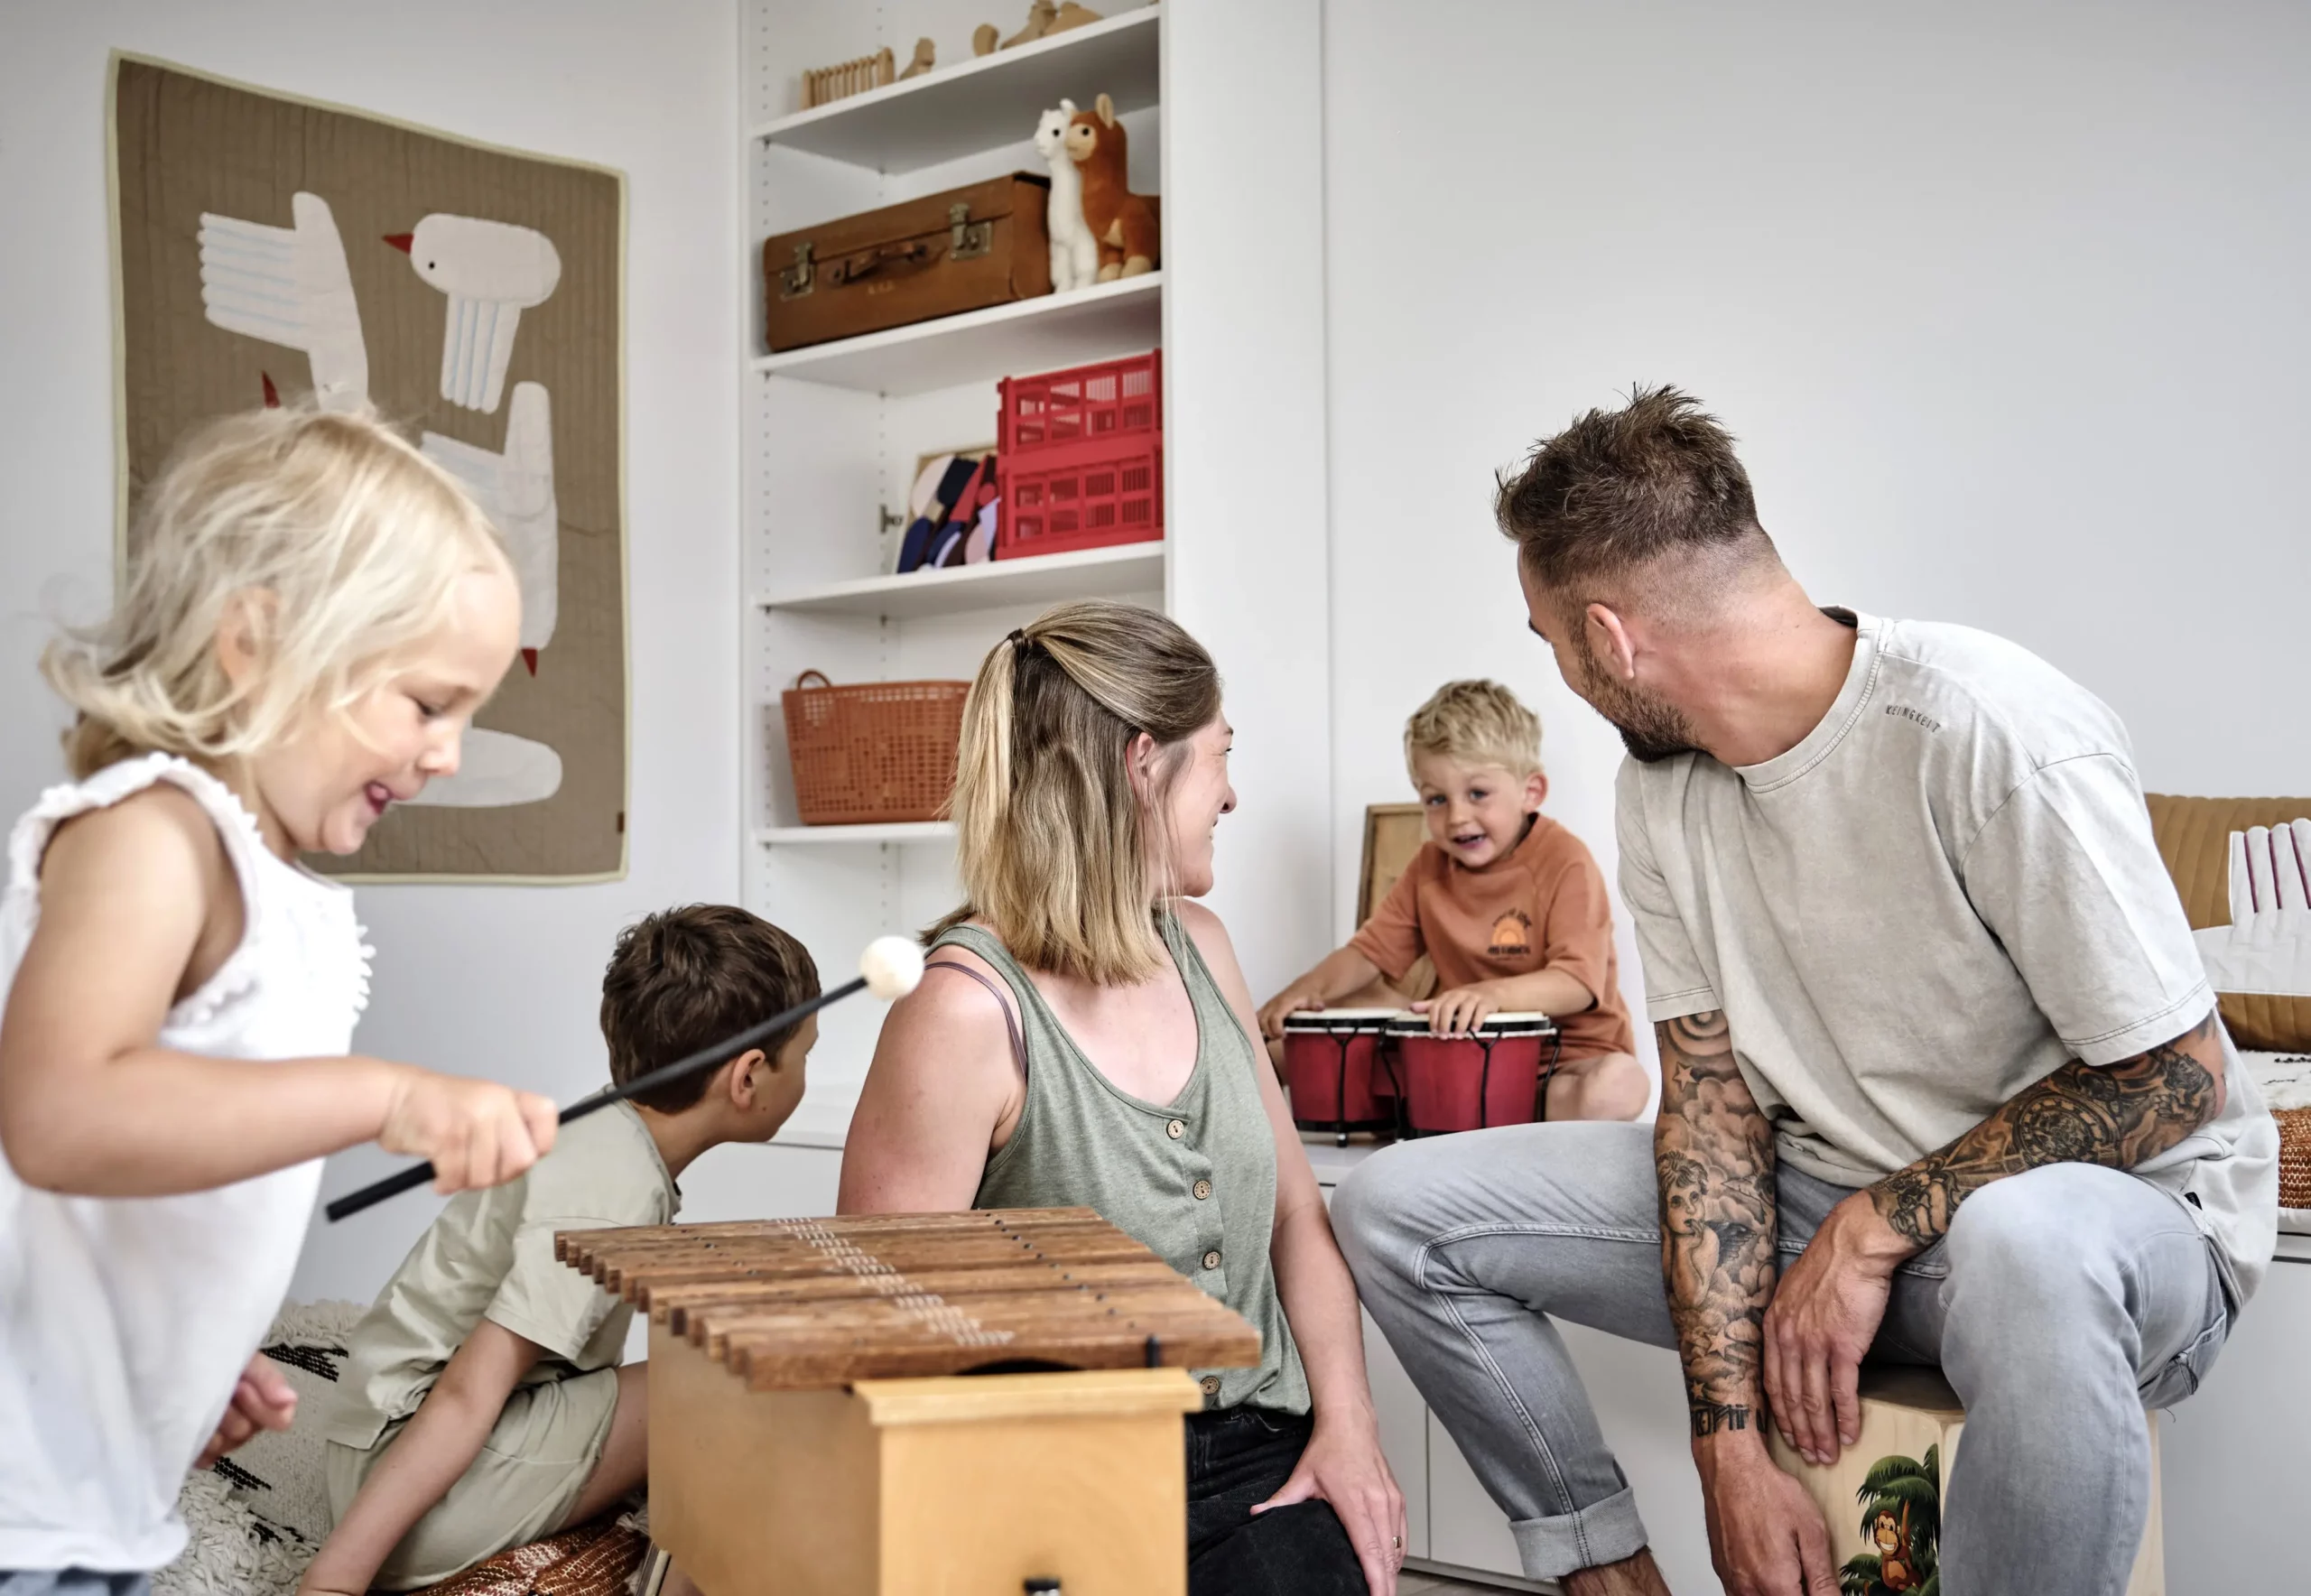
[1258,681,1648,1121]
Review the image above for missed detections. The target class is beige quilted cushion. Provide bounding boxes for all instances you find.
[2144,793,2311,1051]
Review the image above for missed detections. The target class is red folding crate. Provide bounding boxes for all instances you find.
[996,350,1165,559]
[999,350,1162,456]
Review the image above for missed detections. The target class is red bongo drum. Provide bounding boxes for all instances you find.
[1283,1009,1399,1144]
[1388,1012,1561,1136]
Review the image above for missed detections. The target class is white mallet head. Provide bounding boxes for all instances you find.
[859,935,926,1001]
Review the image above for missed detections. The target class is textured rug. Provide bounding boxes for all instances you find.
[157,1299,652,1596]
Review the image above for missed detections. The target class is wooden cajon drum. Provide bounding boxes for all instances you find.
[558,1209,1263,1596]
[1768,1365,2164,1595]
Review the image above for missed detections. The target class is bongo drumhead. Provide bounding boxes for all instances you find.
[1282,1007,1400,1035]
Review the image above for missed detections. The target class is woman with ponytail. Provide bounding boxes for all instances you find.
[840,602,1405,1595]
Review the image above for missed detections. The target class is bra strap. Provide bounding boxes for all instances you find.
[924,958,1028,1081]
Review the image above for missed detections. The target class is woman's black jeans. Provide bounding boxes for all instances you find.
[1187,1407,1369,1594]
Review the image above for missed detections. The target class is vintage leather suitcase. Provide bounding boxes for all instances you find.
[762,173,1053,353]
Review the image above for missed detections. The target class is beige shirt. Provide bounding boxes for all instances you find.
[321,1101,679,1449]
[1617,611,2278,1303]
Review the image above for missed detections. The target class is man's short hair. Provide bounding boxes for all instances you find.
[1495,385,1769,596]
[599,905,820,1113]
[1405,679,1543,782]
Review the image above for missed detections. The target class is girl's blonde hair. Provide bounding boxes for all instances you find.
[938,601,1223,985]
[46,404,508,779]
[1404,679,1544,781]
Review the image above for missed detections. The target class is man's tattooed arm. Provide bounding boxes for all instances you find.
[1869,1012,2224,1248]
[1655,1011,1779,1442]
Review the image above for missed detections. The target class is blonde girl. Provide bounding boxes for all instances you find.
[0,404,558,1595]
[841,601,1406,1596]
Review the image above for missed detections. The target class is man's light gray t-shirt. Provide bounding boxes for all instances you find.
[1617,612,2278,1302]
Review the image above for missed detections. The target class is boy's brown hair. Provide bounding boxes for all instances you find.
[1494,384,1771,597]
[599,905,820,1113]
[1405,680,1543,783]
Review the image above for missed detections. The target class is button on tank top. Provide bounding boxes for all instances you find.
[935,913,1310,1415]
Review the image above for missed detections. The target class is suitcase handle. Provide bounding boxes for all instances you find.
[824,239,941,286]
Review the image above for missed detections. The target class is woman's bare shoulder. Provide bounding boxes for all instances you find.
[1170,898,1239,960]
[878,938,1021,1067]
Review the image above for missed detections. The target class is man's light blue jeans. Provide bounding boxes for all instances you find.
[1332,1121,2229,1593]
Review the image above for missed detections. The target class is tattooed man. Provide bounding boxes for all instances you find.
[1335,388,2276,1596]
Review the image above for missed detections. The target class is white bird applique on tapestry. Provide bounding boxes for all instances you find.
[198,191,370,411]
[402,727,564,809]
[385,215,562,413]
[422,381,558,675]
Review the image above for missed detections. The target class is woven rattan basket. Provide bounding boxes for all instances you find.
[781,670,967,825]
[2274,1107,2311,1211]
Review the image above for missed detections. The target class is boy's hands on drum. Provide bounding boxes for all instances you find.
[1256,985,1326,1042]
[1412,983,1500,1037]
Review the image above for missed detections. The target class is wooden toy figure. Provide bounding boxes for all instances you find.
[1065,93,1159,280]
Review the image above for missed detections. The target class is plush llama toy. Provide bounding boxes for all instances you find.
[1064,92,1159,280]
[1035,102,1100,292]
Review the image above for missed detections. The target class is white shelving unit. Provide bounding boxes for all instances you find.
[740,0,1167,1122]
[747,6,1159,170]
[758,540,1163,618]
[752,273,1161,394]
[754,821,956,846]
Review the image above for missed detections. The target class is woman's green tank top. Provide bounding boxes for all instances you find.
[933,913,1310,1415]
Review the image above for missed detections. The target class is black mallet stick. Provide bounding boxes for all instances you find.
[325,936,925,1222]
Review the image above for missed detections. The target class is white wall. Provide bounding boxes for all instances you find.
[1166,0,1336,1001]
[1323,0,2311,1083]
[0,0,741,1302]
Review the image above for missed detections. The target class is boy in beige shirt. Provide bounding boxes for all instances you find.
[1260,681,1647,1121]
[303,905,821,1595]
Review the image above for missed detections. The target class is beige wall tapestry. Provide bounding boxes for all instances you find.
[109,53,627,882]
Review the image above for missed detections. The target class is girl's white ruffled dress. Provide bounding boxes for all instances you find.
[0,755,372,1574]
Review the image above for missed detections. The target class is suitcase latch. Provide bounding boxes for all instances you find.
[777,242,814,300]
[948,202,993,261]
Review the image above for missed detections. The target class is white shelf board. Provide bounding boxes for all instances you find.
[758,542,1165,619]
[754,274,1160,394]
[754,821,957,845]
[750,7,1159,172]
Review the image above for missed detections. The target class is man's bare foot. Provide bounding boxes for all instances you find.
[1564,1548,1672,1596]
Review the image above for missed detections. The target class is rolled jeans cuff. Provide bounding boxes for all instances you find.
[1509,1483,1649,1579]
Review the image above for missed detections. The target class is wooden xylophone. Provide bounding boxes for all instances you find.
[560,1210,1261,1594]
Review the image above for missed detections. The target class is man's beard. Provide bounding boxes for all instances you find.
[1576,644,1703,764]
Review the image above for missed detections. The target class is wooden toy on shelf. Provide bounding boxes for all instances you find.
[802,47,895,109]
[1046,3,1107,37]
[896,38,936,80]
[1000,1,1057,49]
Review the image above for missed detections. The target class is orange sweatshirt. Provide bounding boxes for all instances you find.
[1350,812,1636,1062]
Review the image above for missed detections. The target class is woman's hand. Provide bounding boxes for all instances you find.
[1253,1412,1406,1594]
[193,1352,297,1468]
